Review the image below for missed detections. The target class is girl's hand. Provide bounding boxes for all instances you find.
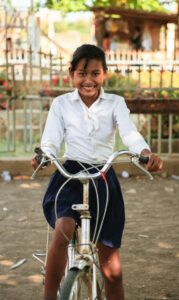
[31,147,50,170]
[140,149,163,172]
[31,155,50,170]
[31,156,40,170]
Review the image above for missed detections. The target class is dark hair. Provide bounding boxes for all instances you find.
[70,44,107,72]
[134,26,141,33]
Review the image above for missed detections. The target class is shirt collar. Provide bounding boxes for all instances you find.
[71,88,105,102]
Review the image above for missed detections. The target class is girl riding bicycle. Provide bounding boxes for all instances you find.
[31,44,163,300]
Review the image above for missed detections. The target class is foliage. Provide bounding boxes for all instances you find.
[126,0,167,11]
[0,71,6,83]
[42,0,175,12]
[43,0,87,12]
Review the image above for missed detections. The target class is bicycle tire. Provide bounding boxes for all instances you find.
[60,267,102,300]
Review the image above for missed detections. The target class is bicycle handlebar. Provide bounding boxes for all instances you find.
[31,149,153,180]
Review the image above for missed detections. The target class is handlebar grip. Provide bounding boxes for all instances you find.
[34,147,49,167]
[35,147,43,155]
[139,156,149,164]
[34,147,43,164]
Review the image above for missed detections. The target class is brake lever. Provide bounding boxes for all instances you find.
[131,156,154,180]
[31,157,48,180]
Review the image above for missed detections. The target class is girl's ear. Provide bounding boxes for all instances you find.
[69,67,74,78]
[103,69,107,79]
[103,70,107,85]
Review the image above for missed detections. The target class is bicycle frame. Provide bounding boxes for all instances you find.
[67,179,99,299]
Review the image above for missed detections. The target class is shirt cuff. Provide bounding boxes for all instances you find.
[129,142,151,155]
[40,143,57,157]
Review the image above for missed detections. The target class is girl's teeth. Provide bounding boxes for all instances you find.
[83,86,94,89]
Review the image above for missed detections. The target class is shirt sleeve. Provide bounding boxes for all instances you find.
[41,98,64,156]
[114,97,150,154]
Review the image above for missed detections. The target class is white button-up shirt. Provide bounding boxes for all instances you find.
[41,88,150,163]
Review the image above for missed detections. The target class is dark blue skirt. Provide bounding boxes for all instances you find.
[43,160,125,248]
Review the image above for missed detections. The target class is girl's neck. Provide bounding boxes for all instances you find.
[79,91,100,108]
[81,97,97,108]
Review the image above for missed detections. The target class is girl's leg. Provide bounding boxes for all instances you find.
[97,243,125,300]
[44,217,76,300]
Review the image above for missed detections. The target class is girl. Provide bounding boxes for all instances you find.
[32,44,163,300]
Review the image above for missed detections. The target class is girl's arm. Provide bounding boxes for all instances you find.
[114,98,163,172]
[31,98,64,169]
[41,98,64,156]
[114,97,150,154]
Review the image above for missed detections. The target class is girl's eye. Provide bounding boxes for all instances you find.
[78,72,86,77]
[93,72,100,76]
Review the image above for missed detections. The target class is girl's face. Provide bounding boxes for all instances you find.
[70,58,106,106]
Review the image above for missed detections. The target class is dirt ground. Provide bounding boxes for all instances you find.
[0,175,179,300]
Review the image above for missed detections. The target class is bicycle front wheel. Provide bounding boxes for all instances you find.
[60,267,102,300]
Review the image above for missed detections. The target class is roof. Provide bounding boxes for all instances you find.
[91,7,178,24]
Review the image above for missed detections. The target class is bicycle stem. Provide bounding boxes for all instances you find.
[72,180,92,254]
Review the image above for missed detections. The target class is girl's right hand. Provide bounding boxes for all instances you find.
[31,156,40,170]
[31,147,50,170]
[31,154,50,170]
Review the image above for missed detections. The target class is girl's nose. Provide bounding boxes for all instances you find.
[85,73,93,81]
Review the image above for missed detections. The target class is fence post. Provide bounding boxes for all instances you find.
[29,45,33,86]
[49,51,52,87]
[170,65,174,88]
[168,114,173,154]
[11,65,16,151]
[148,65,153,88]
[160,66,164,88]
[39,48,42,85]
[59,54,63,87]
[23,97,27,152]
[157,115,162,154]
[147,114,151,145]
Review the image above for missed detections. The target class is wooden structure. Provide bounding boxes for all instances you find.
[0,7,28,51]
[91,7,178,56]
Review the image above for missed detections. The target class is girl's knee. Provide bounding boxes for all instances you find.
[102,264,123,284]
[98,244,123,284]
[105,272,123,285]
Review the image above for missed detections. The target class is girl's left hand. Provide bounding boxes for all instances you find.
[140,149,163,172]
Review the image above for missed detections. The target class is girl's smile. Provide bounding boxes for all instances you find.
[70,58,106,107]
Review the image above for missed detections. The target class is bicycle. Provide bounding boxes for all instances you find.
[32,149,153,300]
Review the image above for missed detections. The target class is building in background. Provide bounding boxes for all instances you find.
[91,6,178,58]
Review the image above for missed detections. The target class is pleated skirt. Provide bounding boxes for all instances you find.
[43,160,125,248]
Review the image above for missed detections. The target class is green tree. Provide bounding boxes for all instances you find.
[42,0,176,12]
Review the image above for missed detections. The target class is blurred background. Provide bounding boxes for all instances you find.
[0,0,179,175]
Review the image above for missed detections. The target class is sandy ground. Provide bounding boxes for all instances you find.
[0,175,179,300]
